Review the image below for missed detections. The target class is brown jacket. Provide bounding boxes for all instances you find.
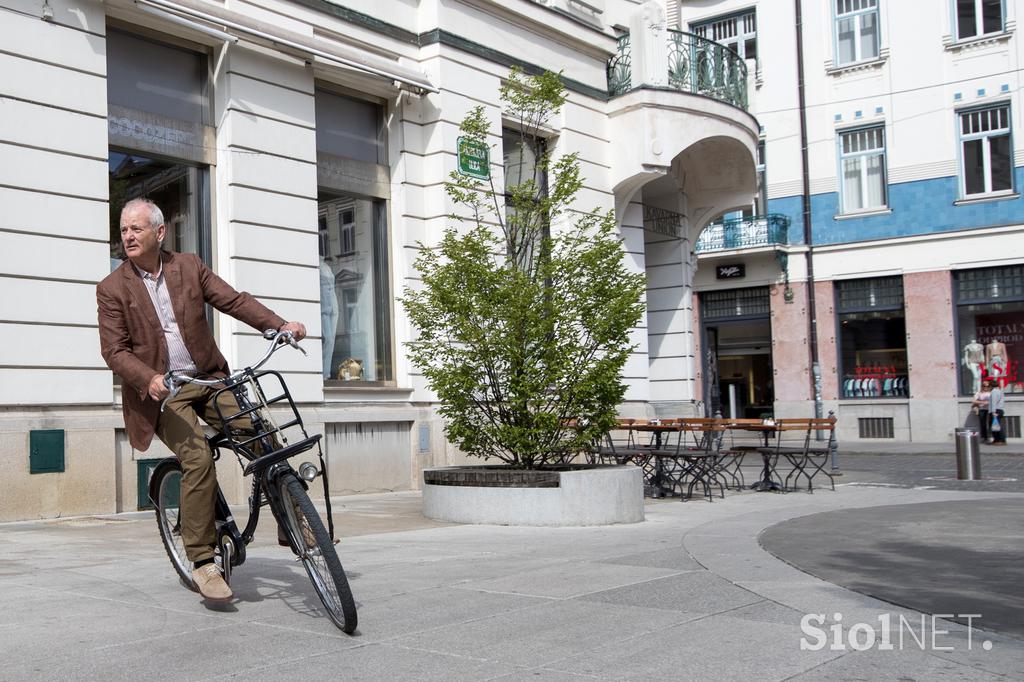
[97,251,286,451]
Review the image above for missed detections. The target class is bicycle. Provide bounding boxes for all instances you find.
[147,330,357,634]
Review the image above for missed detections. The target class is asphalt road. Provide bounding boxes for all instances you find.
[760,496,1024,640]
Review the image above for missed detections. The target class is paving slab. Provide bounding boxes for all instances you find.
[786,647,1009,682]
[215,642,523,682]
[460,560,687,600]
[347,586,551,642]
[391,599,699,668]
[597,546,702,571]
[578,570,762,613]
[541,615,845,681]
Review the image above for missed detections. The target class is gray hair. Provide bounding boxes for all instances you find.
[121,198,164,230]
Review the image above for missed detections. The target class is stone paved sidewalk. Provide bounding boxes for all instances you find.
[1,481,1022,681]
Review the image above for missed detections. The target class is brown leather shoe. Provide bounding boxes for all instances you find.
[193,563,233,602]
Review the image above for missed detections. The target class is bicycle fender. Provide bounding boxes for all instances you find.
[147,457,181,507]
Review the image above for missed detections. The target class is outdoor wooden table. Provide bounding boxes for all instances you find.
[629,422,682,450]
[625,422,683,497]
[724,421,785,492]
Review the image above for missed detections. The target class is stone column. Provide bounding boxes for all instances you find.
[771,281,812,416]
[904,271,958,440]
[814,280,839,402]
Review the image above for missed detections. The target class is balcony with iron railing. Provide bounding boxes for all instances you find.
[607,30,748,110]
[695,214,790,254]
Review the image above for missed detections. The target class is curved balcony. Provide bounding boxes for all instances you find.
[695,214,790,254]
[607,30,748,110]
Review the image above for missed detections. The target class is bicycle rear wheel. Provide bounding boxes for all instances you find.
[275,472,357,634]
[151,459,194,589]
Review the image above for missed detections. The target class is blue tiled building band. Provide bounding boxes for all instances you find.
[768,167,1024,246]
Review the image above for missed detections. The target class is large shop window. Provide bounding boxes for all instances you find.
[836,277,909,398]
[502,128,549,264]
[315,89,392,384]
[956,0,1004,40]
[108,154,207,265]
[503,128,548,207]
[106,29,212,267]
[956,265,1024,396]
[959,105,1013,198]
[834,0,880,66]
[839,126,887,213]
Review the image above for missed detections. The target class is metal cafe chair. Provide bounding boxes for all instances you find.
[653,419,727,502]
[777,416,837,492]
[590,418,648,466]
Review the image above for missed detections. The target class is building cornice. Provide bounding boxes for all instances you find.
[288,0,614,100]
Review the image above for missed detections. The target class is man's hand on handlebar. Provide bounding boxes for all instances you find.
[149,373,171,401]
[278,321,306,342]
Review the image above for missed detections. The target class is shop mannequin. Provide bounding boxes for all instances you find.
[985,339,1009,386]
[963,339,985,394]
[319,257,339,379]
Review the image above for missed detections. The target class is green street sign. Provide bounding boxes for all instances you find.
[457,136,490,180]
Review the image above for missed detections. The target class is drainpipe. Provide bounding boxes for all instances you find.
[794,0,824,426]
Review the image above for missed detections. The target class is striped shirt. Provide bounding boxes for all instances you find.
[133,260,198,375]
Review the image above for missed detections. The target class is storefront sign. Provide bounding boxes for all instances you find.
[716,263,745,279]
[457,136,490,180]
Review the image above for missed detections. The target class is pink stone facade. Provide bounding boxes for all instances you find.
[690,266,1012,441]
[813,280,839,401]
[903,271,957,399]
[770,281,811,403]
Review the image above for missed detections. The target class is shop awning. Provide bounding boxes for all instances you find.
[135,0,438,93]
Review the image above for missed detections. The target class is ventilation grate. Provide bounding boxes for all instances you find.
[1003,415,1020,439]
[858,417,894,439]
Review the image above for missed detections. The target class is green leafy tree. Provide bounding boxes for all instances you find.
[404,69,645,469]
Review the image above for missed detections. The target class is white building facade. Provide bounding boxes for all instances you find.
[1,0,758,520]
[676,0,1024,443]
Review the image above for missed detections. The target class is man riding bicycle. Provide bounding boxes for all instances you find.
[97,198,306,602]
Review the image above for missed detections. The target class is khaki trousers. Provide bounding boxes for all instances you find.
[155,382,247,563]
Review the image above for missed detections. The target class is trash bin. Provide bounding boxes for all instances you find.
[954,427,981,480]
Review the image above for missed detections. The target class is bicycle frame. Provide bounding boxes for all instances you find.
[206,365,337,556]
[155,335,337,577]
[150,333,358,634]
[209,451,301,580]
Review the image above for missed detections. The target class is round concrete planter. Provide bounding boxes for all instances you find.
[422,464,644,526]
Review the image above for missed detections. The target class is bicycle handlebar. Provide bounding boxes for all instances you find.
[160,329,306,411]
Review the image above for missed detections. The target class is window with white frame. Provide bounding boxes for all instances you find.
[692,10,757,62]
[956,0,1004,40]
[959,105,1013,197]
[339,207,355,255]
[834,0,880,66]
[839,126,887,212]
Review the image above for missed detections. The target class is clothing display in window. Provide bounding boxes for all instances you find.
[836,276,908,400]
[962,339,985,394]
[956,266,1023,395]
[986,339,1009,385]
[842,370,907,398]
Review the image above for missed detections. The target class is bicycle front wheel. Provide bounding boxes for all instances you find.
[151,459,194,589]
[275,472,357,634]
